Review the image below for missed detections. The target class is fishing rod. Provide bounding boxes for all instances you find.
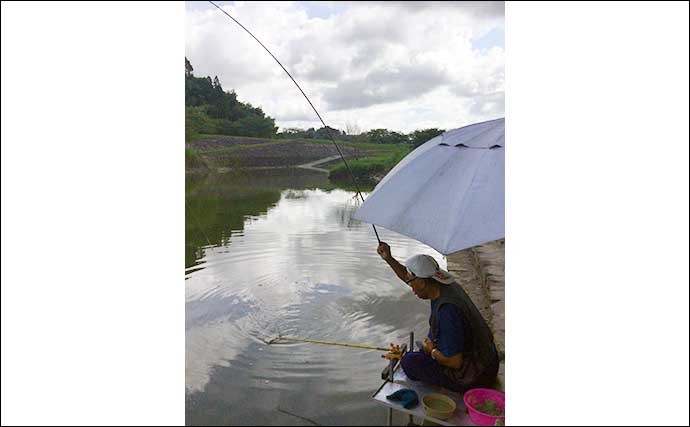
[267,335,403,360]
[268,335,389,351]
[208,1,381,243]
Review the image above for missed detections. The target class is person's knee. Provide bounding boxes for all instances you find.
[400,352,415,370]
[401,352,425,380]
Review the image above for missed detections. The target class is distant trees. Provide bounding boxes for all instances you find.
[184,59,446,146]
[276,126,348,141]
[315,126,346,140]
[345,122,361,136]
[409,128,445,148]
[186,105,217,141]
[185,58,277,140]
[185,57,193,77]
[276,125,445,147]
[359,128,409,145]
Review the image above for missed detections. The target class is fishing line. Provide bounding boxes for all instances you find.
[208,0,381,243]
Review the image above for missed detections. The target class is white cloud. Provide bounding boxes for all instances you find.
[322,62,451,110]
[186,1,504,133]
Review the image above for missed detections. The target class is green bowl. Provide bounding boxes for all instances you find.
[422,393,457,420]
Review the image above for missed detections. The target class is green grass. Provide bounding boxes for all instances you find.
[185,148,208,170]
[314,181,376,193]
[295,138,404,152]
[193,133,276,142]
[187,133,413,176]
[199,140,286,154]
[192,134,406,154]
[328,145,412,185]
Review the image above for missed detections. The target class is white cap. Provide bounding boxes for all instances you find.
[405,254,455,285]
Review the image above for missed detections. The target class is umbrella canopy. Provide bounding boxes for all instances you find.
[353,118,504,255]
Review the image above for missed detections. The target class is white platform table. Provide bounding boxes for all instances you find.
[371,365,475,426]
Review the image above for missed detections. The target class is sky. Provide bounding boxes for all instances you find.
[185,1,504,134]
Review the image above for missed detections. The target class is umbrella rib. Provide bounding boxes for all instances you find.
[490,131,505,148]
[455,128,492,148]
[445,119,499,147]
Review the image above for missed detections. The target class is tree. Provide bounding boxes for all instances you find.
[345,121,361,136]
[361,128,409,144]
[184,57,279,139]
[410,128,445,148]
[314,126,344,140]
[185,57,194,77]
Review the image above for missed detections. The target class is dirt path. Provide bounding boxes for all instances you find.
[295,155,343,173]
[214,155,342,174]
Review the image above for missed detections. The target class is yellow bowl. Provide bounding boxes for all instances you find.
[422,393,457,420]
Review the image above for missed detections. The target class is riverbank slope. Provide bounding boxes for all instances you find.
[186,134,406,176]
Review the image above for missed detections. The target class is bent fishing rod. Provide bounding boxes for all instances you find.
[208,1,381,243]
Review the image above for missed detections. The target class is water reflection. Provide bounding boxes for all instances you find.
[185,169,445,425]
[185,169,336,269]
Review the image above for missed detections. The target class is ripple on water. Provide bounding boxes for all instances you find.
[186,183,445,424]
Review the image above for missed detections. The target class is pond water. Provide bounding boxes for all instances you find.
[185,169,446,426]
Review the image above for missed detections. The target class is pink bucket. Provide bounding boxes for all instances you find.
[463,388,505,426]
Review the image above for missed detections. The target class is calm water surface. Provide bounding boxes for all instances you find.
[186,169,446,425]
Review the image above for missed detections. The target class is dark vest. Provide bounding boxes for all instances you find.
[429,281,497,387]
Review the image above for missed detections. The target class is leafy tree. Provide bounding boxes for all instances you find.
[276,126,350,141]
[185,59,445,145]
[409,128,445,148]
[186,105,218,141]
[185,58,278,139]
[361,128,409,144]
[314,126,345,140]
[185,57,194,77]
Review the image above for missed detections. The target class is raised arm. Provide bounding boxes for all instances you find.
[377,242,411,283]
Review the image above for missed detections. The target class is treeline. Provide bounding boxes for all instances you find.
[185,57,445,148]
[185,57,277,140]
[277,127,444,149]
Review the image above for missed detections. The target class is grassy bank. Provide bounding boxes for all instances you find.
[193,134,404,153]
[187,134,409,171]
[328,145,412,186]
[185,148,208,172]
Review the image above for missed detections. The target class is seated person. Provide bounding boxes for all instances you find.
[377,242,499,392]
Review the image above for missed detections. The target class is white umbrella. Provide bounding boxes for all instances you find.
[353,118,504,255]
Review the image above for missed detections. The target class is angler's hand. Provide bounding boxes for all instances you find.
[377,242,392,261]
[423,337,436,355]
[382,343,403,360]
